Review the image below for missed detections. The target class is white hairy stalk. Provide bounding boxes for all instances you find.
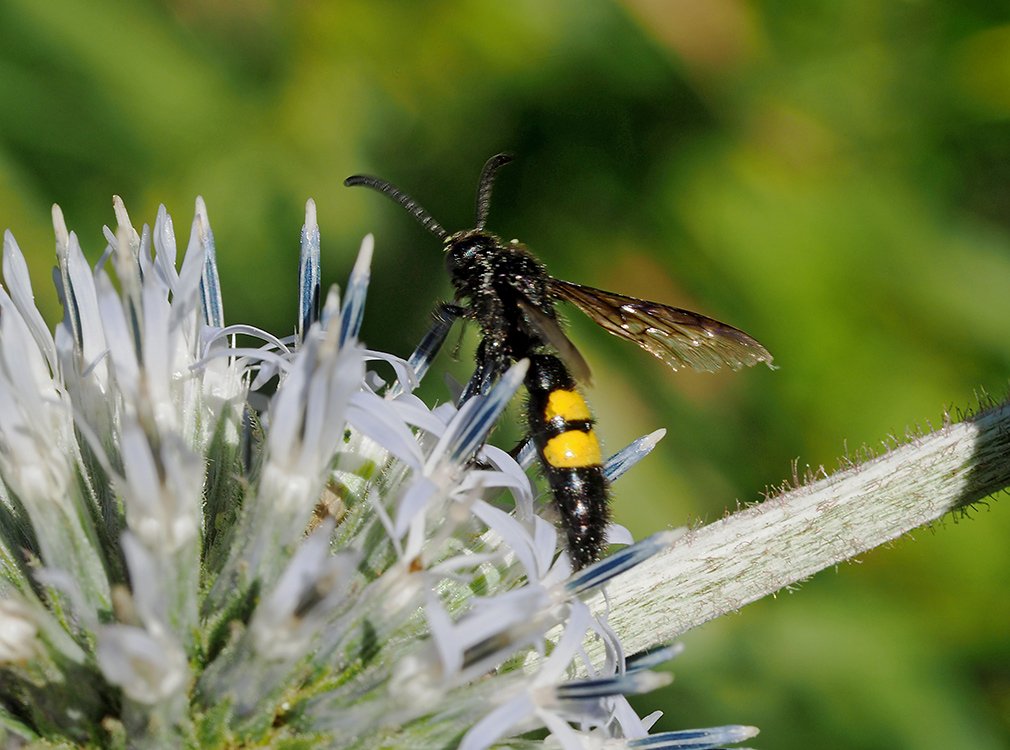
[601,401,1010,655]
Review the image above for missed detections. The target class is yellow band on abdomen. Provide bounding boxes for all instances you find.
[544,389,593,422]
[542,429,602,468]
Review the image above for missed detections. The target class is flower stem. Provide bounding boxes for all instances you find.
[603,399,1010,654]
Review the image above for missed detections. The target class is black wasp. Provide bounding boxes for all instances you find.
[345,154,773,570]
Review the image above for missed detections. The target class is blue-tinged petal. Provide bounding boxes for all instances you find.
[555,670,671,701]
[429,359,527,468]
[627,724,759,749]
[625,643,684,672]
[401,303,461,393]
[298,199,321,344]
[51,204,79,344]
[193,197,224,328]
[339,234,373,348]
[605,429,667,483]
[111,196,144,288]
[566,530,682,596]
[140,266,175,413]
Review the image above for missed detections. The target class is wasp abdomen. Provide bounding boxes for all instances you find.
[525,354,610,570]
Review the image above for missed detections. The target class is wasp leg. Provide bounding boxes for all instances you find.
[459,332,514,404]
[459,288,513,404]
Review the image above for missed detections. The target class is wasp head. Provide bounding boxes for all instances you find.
[444,230,500,291]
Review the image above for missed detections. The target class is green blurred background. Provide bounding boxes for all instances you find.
[2,1,1009,747]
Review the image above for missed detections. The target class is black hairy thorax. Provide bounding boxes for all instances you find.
[444,230,557,376]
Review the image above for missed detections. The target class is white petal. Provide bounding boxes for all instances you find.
[0,597,39,663]
[96,625,187,704]
[2,231,57,371]
[459,693,536,750]
[394,477,438,538]
[347,390,424,469]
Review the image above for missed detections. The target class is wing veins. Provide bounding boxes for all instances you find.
[550,279,773,373]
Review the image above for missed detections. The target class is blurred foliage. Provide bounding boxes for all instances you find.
[2,1,1009,747]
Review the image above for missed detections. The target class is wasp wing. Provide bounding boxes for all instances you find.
[516,298,593,384]
[550,279,773,373]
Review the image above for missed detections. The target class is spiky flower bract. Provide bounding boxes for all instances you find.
[0,198,754,749]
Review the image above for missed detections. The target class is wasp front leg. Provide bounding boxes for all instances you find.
[459,291,513,404]
[459,337,507,403]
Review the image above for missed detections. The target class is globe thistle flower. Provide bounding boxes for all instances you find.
[0,197,756,749]
[3,194,1009,749]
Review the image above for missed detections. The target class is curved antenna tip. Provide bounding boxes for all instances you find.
[343,172,448,241]
[474,153,515,230]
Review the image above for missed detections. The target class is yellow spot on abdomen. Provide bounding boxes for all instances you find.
[544,389,592,422]
[543,430,602,468]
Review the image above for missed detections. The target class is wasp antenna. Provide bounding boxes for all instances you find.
[344,174,448,241]
[474,153,514,230]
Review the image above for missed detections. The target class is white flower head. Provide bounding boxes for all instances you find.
[0,196,749,749]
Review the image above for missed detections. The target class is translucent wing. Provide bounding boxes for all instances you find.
[516,298,593,383]
[550,279,773,373]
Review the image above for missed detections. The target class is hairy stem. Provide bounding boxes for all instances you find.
[602,399,1010,655]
